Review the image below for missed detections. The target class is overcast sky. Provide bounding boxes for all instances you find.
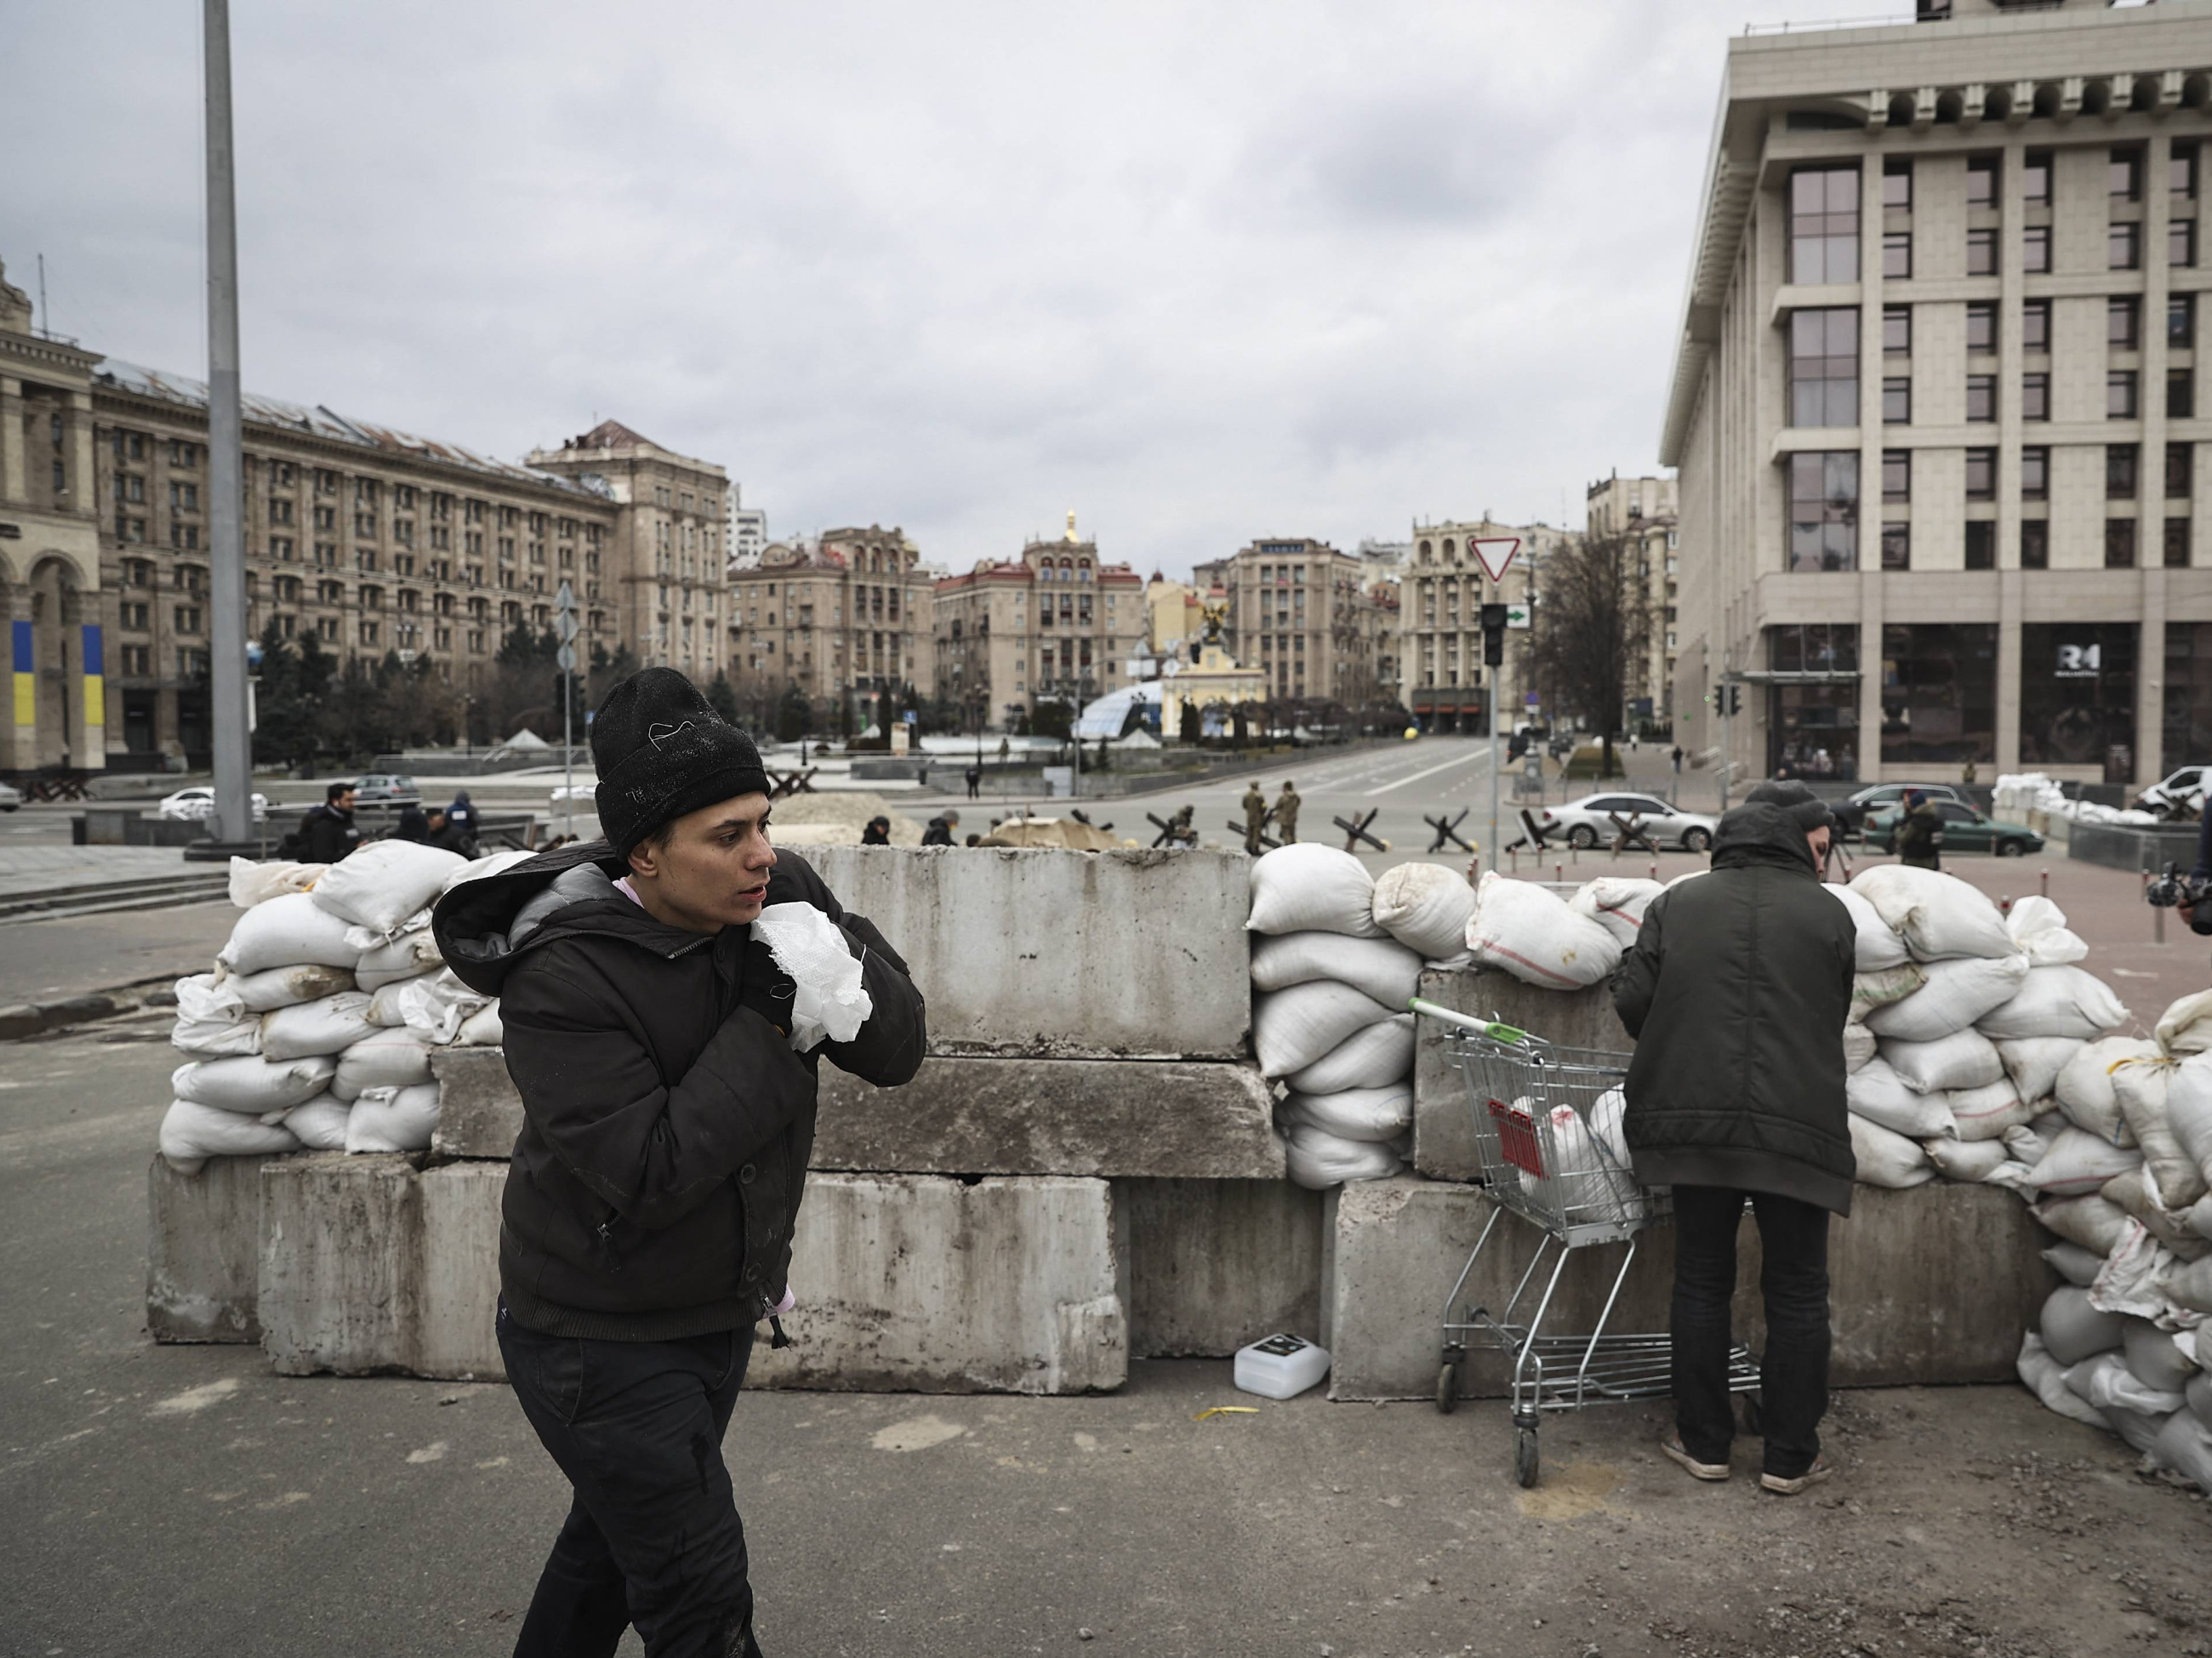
[5,0,1829,580]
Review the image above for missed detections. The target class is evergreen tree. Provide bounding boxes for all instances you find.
[705,672,740,726]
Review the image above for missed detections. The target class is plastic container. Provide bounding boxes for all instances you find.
[1234,1333,1331,1400]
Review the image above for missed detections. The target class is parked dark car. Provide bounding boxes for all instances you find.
[1866,800,2044,857]
[1832,782,1967,839]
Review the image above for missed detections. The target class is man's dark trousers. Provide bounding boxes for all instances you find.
[1669,1185,1830,1479]
[499,1302,764,1657]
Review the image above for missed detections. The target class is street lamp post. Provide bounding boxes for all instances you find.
[202,0,254,843]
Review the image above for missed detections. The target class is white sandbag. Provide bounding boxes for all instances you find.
[1252,982,1396,1080]
[2099,1168,2212,1262]
[1589,1087,1633,1170]
[2044,1242,2107,1288]
[2126,1317,2201,1394]
[1880,1028,2004,1093]
[279,1094,351,1152]
[259,991,377,1061]
[2025,1126,2145,1198]
[2040,1284,2127,1365]
[1924,1136,2012,1182]
[1977,966,2130,1042]
[2069,1349,2187,1418]
[342,909,430,954]
[2004,895,2088,968]
[333,1029,435,1101]
[309,839,468,937]
[1520,1101,1643,1226]
[1846,1058,1957,1139]
[228,855,320,909]
[2112,1056,2208,1211]
[356,929,446,992]
[1864,954,2029,1042]
[1286,1015,1415,1094]
[1998,1036,2084,1106]
[2055,1037,2158,1146]
[1249,932,1423,1010]
[1464,872,1622,989]
[753,899,874,1052]
[1849,1112,1934,1188]
[174,971,244,1026]
[2033,1193,2133,1256]
[441,847,535,894]
[2156,1255,2212,1317]
[1848,865,2015,961]
[1283,1121,1401,1189]
[223,961,356,1013]
[170,1013,262,1058]
[1850,965,1928,1023]
[171,1054,337,1114]
[157,1097,301,1175]
[2192,1370,2212,1429]
[1566,877,1663,951]
[1246,844,1383,939]
[345,1081,441,1154]
[2151,1412,2212,1495]
[2158,989,2212,1057]
[1280,1083,1412,1144]
[453,1004,504,1047]
[1947,1079,2034,1143]
[2004,1120,2053,1169]
[2167,1052,2212,1190]
[1369,863,1476,959]
[1832,883,1909,971]
[364,974,430,1028]
[1843,1023,1877,1074]
[2187,1193,2212,1244]
[2017,1332,2112,1429]
[218,892,362,975]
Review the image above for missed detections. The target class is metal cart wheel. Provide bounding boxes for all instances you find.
[1436,1361,1461,1416]
[1514,1425,1540,1489]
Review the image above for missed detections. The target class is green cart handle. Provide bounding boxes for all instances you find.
[1407,998,1527,1044]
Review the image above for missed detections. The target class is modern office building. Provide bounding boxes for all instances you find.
[1662,0,2212,787]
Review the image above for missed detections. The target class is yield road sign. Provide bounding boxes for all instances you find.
[1472,537,1519,584]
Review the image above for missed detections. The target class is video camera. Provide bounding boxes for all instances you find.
[2146,861,2212,909]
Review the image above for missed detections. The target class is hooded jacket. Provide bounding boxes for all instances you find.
[432,840,926,1341]
[1608,801,1857,1215]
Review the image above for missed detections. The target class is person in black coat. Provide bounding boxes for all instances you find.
[860,815,892,846]
[1610,780,1855,1496]
[392,803,431,842]
[433,669,924,1657]
[921,810,958,846]
[297,782,360,863]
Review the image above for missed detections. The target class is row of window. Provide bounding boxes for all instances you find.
[1866,367,2201,424]
[1872,516,2191,572]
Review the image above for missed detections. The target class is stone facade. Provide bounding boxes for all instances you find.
[1586,473,1683,726]
[1399,517,1577,735]
[1219,536,1392,709]
[728,526,932,729]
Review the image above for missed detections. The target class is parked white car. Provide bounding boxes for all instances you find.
[0,779,20,812]
[2134,765,2208,816]
[349,773,421,806]
[1530,791,1719,852]
[157,785,269,821]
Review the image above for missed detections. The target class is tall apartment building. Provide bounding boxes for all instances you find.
[930,517,1144,729]
[1400,517,1578,733]
[1585,473,1683,727]
[724,481,768,570]
[728,525,931,726]
[1218,537,1391,709]
[1662,0,2212,787]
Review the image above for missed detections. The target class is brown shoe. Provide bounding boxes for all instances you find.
[1760,1456,1836,1496]
[1659,1433,1730,1482]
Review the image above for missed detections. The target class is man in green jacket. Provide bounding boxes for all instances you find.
[1895,789,1944,870]
[1610,780,1856,1496]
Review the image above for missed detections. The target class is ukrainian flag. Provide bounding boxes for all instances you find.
[10,619,29,731]
[81,624,104,731]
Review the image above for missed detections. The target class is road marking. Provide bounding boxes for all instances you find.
[150,1376,240,1416]
[1364,749,1493,797]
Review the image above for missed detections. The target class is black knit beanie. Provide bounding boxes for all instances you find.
[1746,778,1837,838]
[591,668,769,857]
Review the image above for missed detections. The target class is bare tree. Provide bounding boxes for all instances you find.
[1525,533,1650,780]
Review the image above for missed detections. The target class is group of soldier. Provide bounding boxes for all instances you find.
[1240,779,1300,855]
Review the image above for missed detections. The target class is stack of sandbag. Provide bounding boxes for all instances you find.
[1249,845,1421,1189]
[158,846,530,1173]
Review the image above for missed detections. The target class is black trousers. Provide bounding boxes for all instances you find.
[499,1302,763,1658]
[1669,1185,1831,1479]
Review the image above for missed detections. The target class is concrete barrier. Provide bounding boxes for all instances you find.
[1320,1174,2054,1401]
[145,1153,276,1343]
[259,1154,421,1376]
[1411,967,1632,1183]
[1122,1177,1324,1358]
[804,846,1251,1059]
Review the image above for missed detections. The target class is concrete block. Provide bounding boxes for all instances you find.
[259,1154,421,1376]
[415,1161,506,1381]
[1411,966,1633,1183]
[747,1173,1128,1394]
[815,1057,1283,1179]
[146,1153,278,1343]
[804,846,1251,1059]
[430,1046,521,1159]
[1122,1177,1324,1358]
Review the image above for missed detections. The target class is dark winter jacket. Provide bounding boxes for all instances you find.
[394,806,431,842]
[431,840,926,1341]
[298,804,360,864]
[1609,801,1858,1215]
[1896,800,1944,869]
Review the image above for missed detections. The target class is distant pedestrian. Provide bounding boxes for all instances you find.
[393,802,431,842]
[1962,759,1979,787]
[861,815,892,846]
[1241,783,1268,855]
[297,782,361,864]
[965,763,982,800]
[1896,789,1944,871]
[446,790,477,840]
[1275,780,1301,845]
[1671,744,1685,775]
[921,810,959,846]
[426,807,476,857]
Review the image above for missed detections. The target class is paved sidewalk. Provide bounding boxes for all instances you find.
[0,845,204,901]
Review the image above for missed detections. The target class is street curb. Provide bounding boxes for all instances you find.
[0,978,180,1043]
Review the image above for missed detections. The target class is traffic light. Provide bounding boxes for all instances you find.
[1479,602,1508,668]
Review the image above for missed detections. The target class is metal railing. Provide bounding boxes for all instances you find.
[1743,13,1915,35]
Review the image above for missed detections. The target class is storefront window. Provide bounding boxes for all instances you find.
[2164,623,2212,775]
[2021,624,2136,783]
[1768,624,1860,781]
[1881,624,1996,768]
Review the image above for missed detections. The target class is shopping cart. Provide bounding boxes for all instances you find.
[1411,999,1759,1488]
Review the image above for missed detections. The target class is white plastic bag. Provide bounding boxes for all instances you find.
[1249,932,1422,1011]
[1831,883,1909,971]
[224,961,356,1013]
[1465,872,1621,989]
[1285,1015,1414,1094]
[356,930,446,993]
[453,1004,503,1046]
[345,1081,441,1153]
[1283,1121,1401,1189]
[309,840,467,937]
[333,1029,435,1101]
[2026,1126,2146,1198]
[1977,966,2130,1042]
[1519,1101,1643,1225]
[1997,1036,2084,1106]
[157,1098,301,1175]
[1246,844,1383,939]
[2017,1331,2112,1428]
[752,901,873,1051]
[279,1094,351,1152]
[1947,1078,2033,1142]
[1369,863,1476,959]
[259,991,378,1061]
[2056,1036,2158,1146]
[227,855,320,909]
[2004,895,2089,967]
[218,892,361,975]
[1846,1058,1957,1139]
[1252,982,1395,1080]
[1279,1083,1412,1144]
[171,1054,337,1114]
[1864,954,2029,1042]
[1879,1028,2004,1093]
[1567,878,1664,950]
[2158,989,2212,1057]
[1848,865,2015,961]
[1849,1112,1934,1188]
[2112,1056,2207,1211]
